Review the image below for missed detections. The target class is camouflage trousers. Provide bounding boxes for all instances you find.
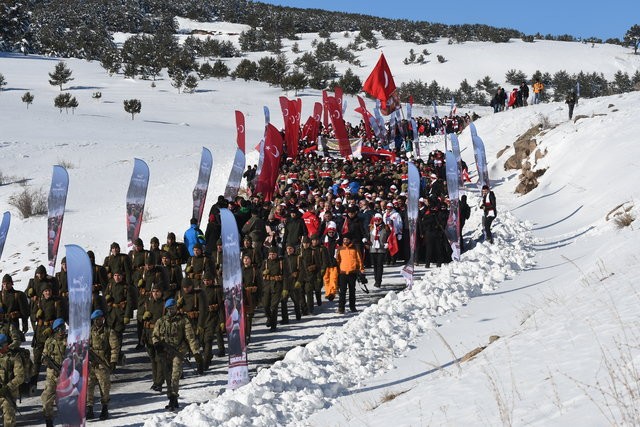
[41,369,58,419]
[146,344,165,387]
[1,396,16,427]
[87,364,111,406]
[162,354,183,398]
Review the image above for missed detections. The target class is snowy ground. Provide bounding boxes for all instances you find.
[1,22,639,427]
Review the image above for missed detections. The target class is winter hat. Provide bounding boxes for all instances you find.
[2,274,12,283]
[36,265,47,276]
[326,221,337,231]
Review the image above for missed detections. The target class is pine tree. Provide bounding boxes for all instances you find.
[624,24,640,54]
[68,96,78,114]
[337,68,362,95]
[48,61,74,91]
[123,99,141,120]
[211,60,230,79]
[183,74,199,93]
[22,92,34,109]
[505,69,527,85]
[54,93,72,113]
[281,70,307,95]
[0,73,6,91]
[169,68,185,93]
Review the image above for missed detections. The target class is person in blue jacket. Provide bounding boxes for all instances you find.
[184,218,205,256]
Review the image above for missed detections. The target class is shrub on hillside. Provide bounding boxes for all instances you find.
[9,187,47,218]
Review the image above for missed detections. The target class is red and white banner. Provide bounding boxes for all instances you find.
[235,110,245,154]
[325,94,352,158]
[279,96,301,158]
[192,149,212,226]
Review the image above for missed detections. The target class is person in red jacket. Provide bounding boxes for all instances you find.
[301,204,320,238]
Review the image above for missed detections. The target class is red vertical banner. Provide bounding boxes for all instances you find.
[356,95,374,140]
[255,124,283,201]
[326,95,352,158]
[235,110,245,154]
[322,90,329,130]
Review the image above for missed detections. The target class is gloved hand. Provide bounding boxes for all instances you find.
[42,327,53,340]
[281,289,289,299]
[362,238,368,243]
[194,353,204,375]
[123,317,130,325]
[176,297,184,307]
[294,281,302,289]
[219,322,225,332]
[137,279,145,288]
[185,266,193,273]
[105,294,113,304]
[36,309,44,319]
[27,288,35,298]
[142,311,152,321]
[196,326,204,336]
[110,362,116,371]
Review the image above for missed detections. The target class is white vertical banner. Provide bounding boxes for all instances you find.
[220,209,250,389]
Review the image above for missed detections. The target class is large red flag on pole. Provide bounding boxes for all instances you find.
[363,53,400,116]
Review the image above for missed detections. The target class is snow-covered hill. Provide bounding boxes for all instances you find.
[1,21,639,426]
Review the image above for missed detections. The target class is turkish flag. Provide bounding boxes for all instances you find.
[363,53,397,104]
[325,95,352,158]
[255,124,283,201]
[279,96,301,158]
[387,226,399,256]
[235,110,245,154]
[356,95,374,140]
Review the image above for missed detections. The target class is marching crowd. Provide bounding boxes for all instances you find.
[0,110,502,426]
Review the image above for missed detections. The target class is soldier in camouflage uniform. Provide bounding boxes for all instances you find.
[0,274,29,339]
[310,234,327,307]
[104,271,133,366]
[31,284,65,388]
[241,254,262,342]
[141,283,166,392]
[129,238,147,287]
[41,318,66,427]
[185,243,213,289]
[298,236,320,315]
[87,309,118,420]
[175,278,205,365]
[0,308,21,352]
[152,298,203,411]
[212,239,224,287]
[262,247,283,332]
[282,243,302,322]
[200,271,225,370]
[0,333,24,427]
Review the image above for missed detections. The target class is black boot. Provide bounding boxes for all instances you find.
[45,419,54,427]
[99,404,109,420]
[165,395,176,411]
[315,291,322,306]
[294,306,302,320]
[280,304,289,324]
[269,309,277,331]
[173,395,180,410]
[86,406,94,419]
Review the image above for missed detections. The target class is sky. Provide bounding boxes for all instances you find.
[258,0,637,40]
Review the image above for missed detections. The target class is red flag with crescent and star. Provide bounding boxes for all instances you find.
[255,123,283,201]
[363,53,400,116]
[235,110,245,154]
[279,96,301,158]
[325,94,352,158]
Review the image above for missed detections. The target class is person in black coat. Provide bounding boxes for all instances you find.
[480,185,497,244]
[565,90,577,120]
[459,195,471,252]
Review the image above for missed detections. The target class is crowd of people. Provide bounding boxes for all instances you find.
[0,106,503,426]
[491,78,545,113]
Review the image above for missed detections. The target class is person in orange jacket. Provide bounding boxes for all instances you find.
[335,233,364,314]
